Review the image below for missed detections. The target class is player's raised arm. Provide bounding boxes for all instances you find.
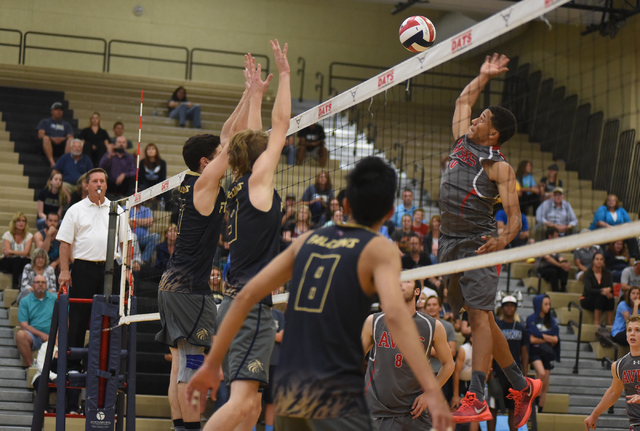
[367,237,453,431]
[585,361,624,430]
[249,40,291,208]
[452,53,509,140]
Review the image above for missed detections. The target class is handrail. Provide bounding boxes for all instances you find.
[23,31,107,71]
[0,28,23,64]
[297,57,306,102]
[527,286,538,295]
[568,301,583,373]
[109,40,189,79]
[189,48,269,81]
[315,72,324,103]
[413,162,425,208]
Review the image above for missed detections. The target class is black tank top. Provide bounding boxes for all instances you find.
[159,171,225,294]
[273,224,378,419]
[226,172,282,305]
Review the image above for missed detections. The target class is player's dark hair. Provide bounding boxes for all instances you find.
[545,226,559,239]
[346,157,396,227]
[540,294,553,329]
[488,105,517,145]
[182,134,221,172]
[228,129,269,177]
[626,286,640,309]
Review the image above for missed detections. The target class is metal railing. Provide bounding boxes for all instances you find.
[315,72,324,104]
[108,40,189,79]
[567,301,584,373]
[0,28,23,64]
[189,48,270,81]
[297,57,306,102]
[23,31,107,71]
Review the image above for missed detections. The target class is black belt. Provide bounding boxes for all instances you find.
[75,259,106,265]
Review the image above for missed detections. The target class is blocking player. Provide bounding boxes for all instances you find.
[362,279,455,430]
[440,53,541,426]
[585,314,640,430]
[186,156,453,431]
[154,55,259,431]
[195,40,289,431]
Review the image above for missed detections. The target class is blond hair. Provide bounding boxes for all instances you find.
[9,212,29,237]
[228,130,269,177]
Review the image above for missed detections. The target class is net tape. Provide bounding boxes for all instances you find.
[116,0,576,325]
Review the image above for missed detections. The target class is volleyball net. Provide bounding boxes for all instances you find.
[115,0,640,324]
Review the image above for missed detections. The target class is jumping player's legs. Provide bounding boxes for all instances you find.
[168,347,182,425]
[176,339,205,425]
[203,380,261,431]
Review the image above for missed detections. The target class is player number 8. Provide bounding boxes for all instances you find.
[394,353,403,368]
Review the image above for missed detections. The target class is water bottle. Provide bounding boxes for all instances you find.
[515,290,523,307]
[159,197,165,211]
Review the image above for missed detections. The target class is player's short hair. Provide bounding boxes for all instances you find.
[182,134,221,172]
[628,314,640,326]
[488,105,517,145]
[228,130,269,177]
[346,157,396,227]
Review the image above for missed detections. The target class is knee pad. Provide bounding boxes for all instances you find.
[176,338,205,383]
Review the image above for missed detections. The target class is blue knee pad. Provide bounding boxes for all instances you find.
[177,339,205,383]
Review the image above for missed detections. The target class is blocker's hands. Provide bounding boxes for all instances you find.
[245,53,272,97]
[271,39,290,75]
[480,53,509,79]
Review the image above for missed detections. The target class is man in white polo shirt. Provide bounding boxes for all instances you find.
[57,168,128,371]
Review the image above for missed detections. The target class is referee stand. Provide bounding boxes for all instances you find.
[31,201,138,431]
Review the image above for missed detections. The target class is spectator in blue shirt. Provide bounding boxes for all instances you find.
[515,160,541,216]
[37,102,74,167]
[391,188,417,227]
[589,194,638,259]
[495,209,532,248]
[15,275,56,367]
[129,205,161,264]
[53,139,93,194]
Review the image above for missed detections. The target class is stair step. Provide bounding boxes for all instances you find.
[0,368,26,380]
[0,346,19,359]
[0,427,31,431]
[0,358,24,367]
[0,389,33,403]
[0,413,33,427]
[0,401,33,413]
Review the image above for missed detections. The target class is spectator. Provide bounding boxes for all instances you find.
[604,240,630,283]
[36,171,68,230]
[53,139,93,195]
[621,261,640,296]
[515,160,541,215]
[438,284,460,331]
[78,112,111,167]
[167,86,202,128]
[323,209,343,227]
[282,204,311,243]
[68,173,89,208]
[281,134,296,166]
[391,188,417,227]
[539,164,563,202]
[488,296,529,431]
[611,286,640,346]
[109,122,133,149]
[536,227,570,292]
[526,294,559,414]
[391,214,418,253]
[138,143,167,191]
[534,187,577,240]
[37,102,74,167]
[32,338,81,414]
[318,198,340,226]
[401,236,431,270]
[301,171,334,225]
[0,212,33,289]
[296,123,327,166]
[580,252,615,325]
[495,208,532,248]
[34,213,60,271]
[589,194,639,259]
[412,208,429,239]
[16,248,57,304]
[209,267,224,304]
[154,223,177,273]
[16,274,56,367]
[281,193,296,227]
[451,335,479,431]
[100,136,136,197]
[573,244,602,281]
[423,215,441,265]
[129,205,160,264]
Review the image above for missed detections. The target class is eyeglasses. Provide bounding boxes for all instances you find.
[33,281,46,284]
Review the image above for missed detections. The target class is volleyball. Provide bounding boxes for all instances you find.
[399,16,436,53]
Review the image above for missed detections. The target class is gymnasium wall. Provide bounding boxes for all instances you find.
[0,0,447,100]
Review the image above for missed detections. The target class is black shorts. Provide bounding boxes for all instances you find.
[489,371,515,411]
[275,414,372,431]
[529,344,555,370]
[155,290,217,348]
[263,365,277,404]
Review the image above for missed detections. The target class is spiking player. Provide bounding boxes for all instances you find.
[439,53,541,427]
[154,55,259,431]
[585,314,640,430]
[362,280,455,430]
[186,156,453,431]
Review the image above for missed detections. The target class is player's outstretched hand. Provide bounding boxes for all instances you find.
[584,413,598,430]
[627,395,640,404]
[185,365,221,414]
[476,236,503,254]
[245,53,272,97]
[480,53,509,79]
[423,391,454,431]
[271,39,290,75]
[411,392,430,419]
